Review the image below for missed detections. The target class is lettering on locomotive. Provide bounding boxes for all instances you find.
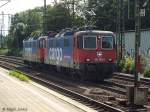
[49,48,63,64]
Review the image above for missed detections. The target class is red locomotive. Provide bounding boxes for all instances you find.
[23,29,116,81]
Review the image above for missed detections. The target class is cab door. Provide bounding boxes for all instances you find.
[38,38,45,63]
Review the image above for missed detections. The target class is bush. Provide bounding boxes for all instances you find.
[140,56,147,73]
[119,56,150,76]
[124,57,134,73]
[118,56,134,74]
[129,62,135,74]
[143,67,150,77]
[118,58,125,72]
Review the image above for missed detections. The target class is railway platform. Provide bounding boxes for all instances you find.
[0,67,96,112]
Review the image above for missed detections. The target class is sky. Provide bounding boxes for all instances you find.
[0,0,56,35]
[0,0,55,14]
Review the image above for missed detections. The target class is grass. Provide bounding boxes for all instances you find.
[0,48,9,55]
[0,48,22,57]
[6,48,22,57]
[9,70,30,82]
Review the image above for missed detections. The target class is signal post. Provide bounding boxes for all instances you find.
[127,0,148,111]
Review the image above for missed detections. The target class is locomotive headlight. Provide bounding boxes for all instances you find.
[108,58,113,62]
[97,51,102,57]
[85,58,91,62]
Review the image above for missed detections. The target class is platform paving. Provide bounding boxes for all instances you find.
[0,68,96,112]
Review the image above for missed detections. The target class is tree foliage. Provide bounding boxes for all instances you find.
[7,0,150,51]
[8,2,86,50]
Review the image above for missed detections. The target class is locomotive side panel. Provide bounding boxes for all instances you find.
[23,40,27,62]
[31,40,38,63]
[44,39,50,65]
[23,38,38,64]
[46,38,62,66]
[62,36,74,68]
[46,35,74,68]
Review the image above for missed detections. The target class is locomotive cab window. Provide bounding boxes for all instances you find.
[83,36,96,49]
[101,36,113,49]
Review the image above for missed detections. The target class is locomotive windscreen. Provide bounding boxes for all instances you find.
[101,36,113,49]
[83,36,96,49]
[77,35,96,49]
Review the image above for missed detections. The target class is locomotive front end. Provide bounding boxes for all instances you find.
[73,30,116,81]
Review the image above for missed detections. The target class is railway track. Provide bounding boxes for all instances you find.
[0,55,124,112]
[0,55,25,66]
[113,72,150,85]
[0,55,149,111]
[0,55,127,95]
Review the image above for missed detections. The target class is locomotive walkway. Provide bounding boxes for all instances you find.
[0,67,96,112]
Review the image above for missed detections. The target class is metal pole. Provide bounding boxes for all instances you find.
[2,11,4,48]
[72,0,75,26]
[117,0,121,61]
[134,0,141,87]
[121,0,125,58]
[43,0,47,34]
[0,11,4,48]
[0,27,2,48]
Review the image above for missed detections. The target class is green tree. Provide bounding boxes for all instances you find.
[25,9,42,36]
[60,0,86,27]
[12,22,27,48]
[46,4,84,31]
